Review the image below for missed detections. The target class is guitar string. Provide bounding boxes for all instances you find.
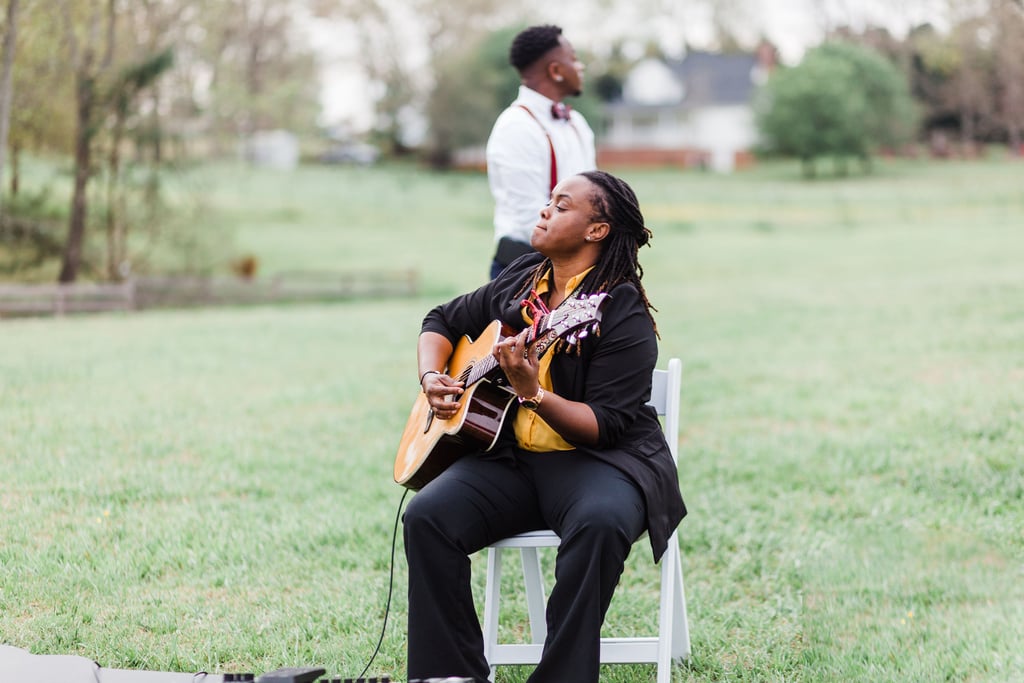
[459,294,600,388]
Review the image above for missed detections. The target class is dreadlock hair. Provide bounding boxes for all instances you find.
[515,170,659,350]
[509,25,563,73]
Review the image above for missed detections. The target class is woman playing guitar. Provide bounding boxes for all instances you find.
[403,170,686,683]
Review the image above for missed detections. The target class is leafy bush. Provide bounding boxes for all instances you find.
[0,186,66,279]
[755,41,917,177]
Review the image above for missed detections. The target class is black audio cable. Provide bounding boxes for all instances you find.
[354,487,410,681]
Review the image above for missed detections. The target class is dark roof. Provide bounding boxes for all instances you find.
[607,50,760,112]
[668,50,759,106]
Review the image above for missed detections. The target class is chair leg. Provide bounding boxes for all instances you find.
[672,543,691,661]
[519,547,548,644]
[485,537,690,681]
[483,547,503,682]
[655,540,676,683]
[655,533,691,683]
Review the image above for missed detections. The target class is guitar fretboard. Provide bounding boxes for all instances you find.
[455,324,540,388]
[451,293,605,390]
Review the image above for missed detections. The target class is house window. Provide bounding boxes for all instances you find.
[632,112,659,132]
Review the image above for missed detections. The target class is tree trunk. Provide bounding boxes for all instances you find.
[150,88,163,163]
[0,0,21,215]
[9,142,18,196]
[59,75,95,283]
[106,106,124,280]
[58,0,117,283]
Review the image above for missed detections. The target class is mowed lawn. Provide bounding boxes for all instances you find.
[1,156,1022,682]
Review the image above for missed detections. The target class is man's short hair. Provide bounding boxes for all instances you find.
[509,25,563,73]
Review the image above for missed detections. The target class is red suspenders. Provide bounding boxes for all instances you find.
[517,105,558,192]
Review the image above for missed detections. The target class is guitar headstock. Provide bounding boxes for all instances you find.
[532,293,608,356]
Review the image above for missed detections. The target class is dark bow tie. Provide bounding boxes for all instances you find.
[551,102,572,121]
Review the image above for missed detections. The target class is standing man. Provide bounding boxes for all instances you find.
[485,24,597,279]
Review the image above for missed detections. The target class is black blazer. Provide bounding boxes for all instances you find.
[421,253,686,561]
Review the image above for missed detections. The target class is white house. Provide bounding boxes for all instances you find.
[601,45,775,172]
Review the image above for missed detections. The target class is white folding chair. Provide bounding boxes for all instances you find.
[481,358,690,683]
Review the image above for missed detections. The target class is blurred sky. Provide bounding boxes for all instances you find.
[309,0,946,132]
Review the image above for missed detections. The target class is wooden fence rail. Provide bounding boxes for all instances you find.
[0,270,419,318]
[0,281,135,317]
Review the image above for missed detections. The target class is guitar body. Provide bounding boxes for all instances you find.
[393,294,607,490]
[394,321,516,490]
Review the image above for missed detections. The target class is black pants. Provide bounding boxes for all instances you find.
[490,237,536,280]
[403,448,646,683]
[489,258,508,280]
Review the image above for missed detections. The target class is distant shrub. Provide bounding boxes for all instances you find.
[755,41,917,178]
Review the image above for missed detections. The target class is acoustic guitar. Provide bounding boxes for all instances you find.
[394,293,608,490]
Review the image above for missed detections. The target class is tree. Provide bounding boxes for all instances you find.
[905,23,961,141]
[589,42,635,103]
[992,0,1024,151]
[8,1,75,189]
[104,48,173,279]
[0,0,76,279]
[58,0,118,283]
[423,25,522,167]
[815,41,918,152]
[0,0,20,214]
[3,0,329,282]
[424,22,606,169]
[341,0,420,155]
[57,0,180,282]
[755,41,916,177]
[947,16,996,148]
[186,0,320,154]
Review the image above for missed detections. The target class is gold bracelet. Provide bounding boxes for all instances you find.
[517,387,545,410]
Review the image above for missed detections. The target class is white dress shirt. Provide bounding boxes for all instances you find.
[485,85,597,246]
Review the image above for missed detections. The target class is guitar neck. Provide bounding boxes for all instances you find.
[460,353,500,387]
[456,296,603,388]
[456,324,543,388]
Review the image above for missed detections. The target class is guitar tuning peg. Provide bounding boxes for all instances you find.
[577,329,588,339]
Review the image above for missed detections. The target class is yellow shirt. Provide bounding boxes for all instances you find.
[514,267,594,452]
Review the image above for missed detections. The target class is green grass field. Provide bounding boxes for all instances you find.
[2,157,1023,682]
